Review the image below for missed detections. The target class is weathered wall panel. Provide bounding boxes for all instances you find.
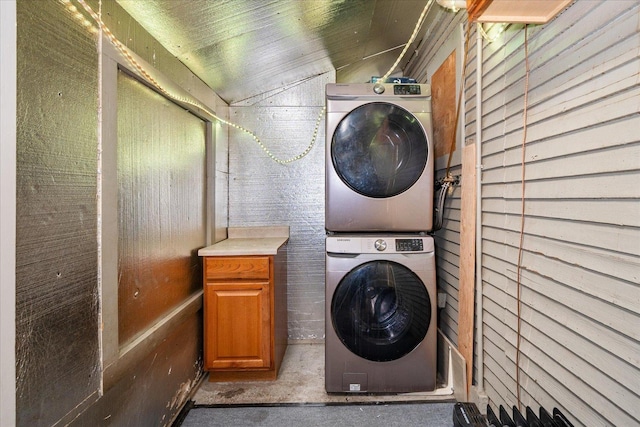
[117,70,206,345]
[95,1,218,423]
[228,73,332,340]
[16,1,222,425]
[16,0,99,424]
[0,1,17,423]
[69,314,203,427]
[100,0,230,245]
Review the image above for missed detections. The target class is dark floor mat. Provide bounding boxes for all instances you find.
[174,401,455,427]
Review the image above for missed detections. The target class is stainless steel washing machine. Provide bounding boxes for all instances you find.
[325,235,437,393]
[325,83,434,233]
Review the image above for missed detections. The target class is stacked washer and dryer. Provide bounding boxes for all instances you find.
[324,82,437,393]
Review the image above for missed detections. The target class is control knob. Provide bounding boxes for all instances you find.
[373,83,385,94]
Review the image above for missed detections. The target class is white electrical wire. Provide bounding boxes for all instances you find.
[65,0,324,165]
[379,0,434,82]
[66,0,435,164]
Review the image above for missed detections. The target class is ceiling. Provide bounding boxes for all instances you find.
[116,0,439,104]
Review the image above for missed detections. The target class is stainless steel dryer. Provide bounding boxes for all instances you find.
[325,83,434,233]
[325,235,437,393]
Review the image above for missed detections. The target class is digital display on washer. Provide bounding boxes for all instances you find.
[396,239,424,252]
[394,84,421,95]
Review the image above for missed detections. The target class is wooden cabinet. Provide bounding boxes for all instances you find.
[203,248,287,381]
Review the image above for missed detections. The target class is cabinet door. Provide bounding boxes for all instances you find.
[204,281,271,370]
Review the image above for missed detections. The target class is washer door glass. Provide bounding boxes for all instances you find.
[331,260,431,362]
[331,102,428,198]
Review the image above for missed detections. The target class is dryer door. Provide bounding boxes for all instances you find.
[331,102,428,198]
[331,260,431,362]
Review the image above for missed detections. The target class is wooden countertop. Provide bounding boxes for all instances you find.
[198,226,289,256]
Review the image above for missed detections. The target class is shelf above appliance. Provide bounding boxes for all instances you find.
[467,0,573,24]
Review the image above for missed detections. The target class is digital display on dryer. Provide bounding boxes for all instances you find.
[396,239,424,252]
[394,84,421,95]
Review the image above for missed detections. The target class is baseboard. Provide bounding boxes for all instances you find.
[287,338,325,345]
[438,330,467,402]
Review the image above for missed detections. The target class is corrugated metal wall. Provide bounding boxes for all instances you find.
[410,1,640,425]
[228,73,332,340]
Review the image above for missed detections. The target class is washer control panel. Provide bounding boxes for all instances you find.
[396,238,424,252]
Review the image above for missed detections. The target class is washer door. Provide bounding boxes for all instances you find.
[331,260,431,362]
[331,102,428,198]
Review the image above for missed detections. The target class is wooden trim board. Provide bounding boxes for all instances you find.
[458,143,477,393]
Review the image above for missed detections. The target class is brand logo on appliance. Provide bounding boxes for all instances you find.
[336,238,351,242]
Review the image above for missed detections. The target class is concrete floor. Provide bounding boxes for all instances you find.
[192,342,454,405]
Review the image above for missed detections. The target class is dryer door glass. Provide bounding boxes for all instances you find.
[331,260,431,362]
[331,102,428,198]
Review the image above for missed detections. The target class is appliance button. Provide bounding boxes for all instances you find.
[373,83,385,94]
[374,239,387,251]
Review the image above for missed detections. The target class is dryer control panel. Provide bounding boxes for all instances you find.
[393,84,422,95]
[396,238,424,252]
[326,236,434,254]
